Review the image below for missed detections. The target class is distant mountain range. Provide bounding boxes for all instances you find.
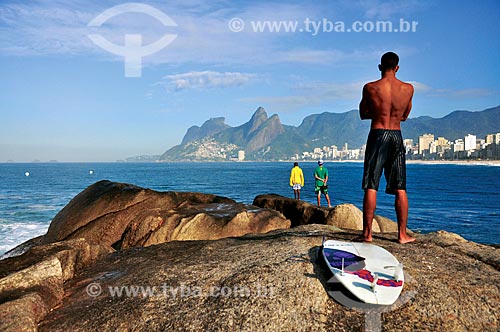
[159,105,500,161]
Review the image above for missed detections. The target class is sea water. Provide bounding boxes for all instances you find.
[0,162,499,254]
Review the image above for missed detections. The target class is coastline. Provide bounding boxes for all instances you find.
[406,159,500,166]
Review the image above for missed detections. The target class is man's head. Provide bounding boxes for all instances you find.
[318,159,324,166]
[294,162,299,167]
[379,52,399,73]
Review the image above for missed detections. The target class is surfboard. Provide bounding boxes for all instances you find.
[321,239,404,305]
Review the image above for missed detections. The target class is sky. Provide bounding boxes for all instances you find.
[1,0,499,162]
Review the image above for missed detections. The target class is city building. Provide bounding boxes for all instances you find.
[418,134,435,155]
[464,134,476,151]
[238,150,245,161]
[453,139,464,152]
[292,131,500,161]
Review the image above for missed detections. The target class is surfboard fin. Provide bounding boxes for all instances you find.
[372,274,378,293]
[384,263,404,281]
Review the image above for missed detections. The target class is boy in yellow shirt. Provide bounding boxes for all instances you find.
[289,162,304,200]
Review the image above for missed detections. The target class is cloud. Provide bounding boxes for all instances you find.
[241,80,366,112]
[408,81,432,92]
[355,0,428,20]
[0,1,373,67]
[161,71,259,91]
[408,81,499,99]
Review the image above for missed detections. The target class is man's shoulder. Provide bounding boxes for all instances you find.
[364,80,380,89]
[399,80,413,88]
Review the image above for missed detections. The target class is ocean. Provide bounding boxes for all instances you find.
[0,162,499,254]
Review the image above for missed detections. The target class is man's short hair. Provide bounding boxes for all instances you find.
[380,52,399,71]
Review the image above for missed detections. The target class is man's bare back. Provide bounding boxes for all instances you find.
[357,52,416,245]
[359,72,414,130]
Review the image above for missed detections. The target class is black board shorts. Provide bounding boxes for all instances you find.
[362,129,406,195]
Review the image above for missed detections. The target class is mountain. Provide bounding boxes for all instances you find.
[212,107,285,152]
[181,117,230,145]
[161,107,288,161]
[297,110,371,148]
[160,105,500,161]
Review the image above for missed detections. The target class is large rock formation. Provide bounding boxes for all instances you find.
[253,194,401,233]
[43,180,291,249]
[1,183,499,331]
[0,181,292,331]
[26,225,500,332]
[0,238,112,332]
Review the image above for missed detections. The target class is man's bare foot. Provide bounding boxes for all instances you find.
[398,236,417,244]
[353,235,372,242]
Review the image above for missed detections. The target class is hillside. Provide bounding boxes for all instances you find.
[160,105,500,161]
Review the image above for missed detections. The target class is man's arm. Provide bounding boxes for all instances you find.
[401,84,414,121]
[359,84,372,120]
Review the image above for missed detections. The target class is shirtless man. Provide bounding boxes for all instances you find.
[358,52,416,244]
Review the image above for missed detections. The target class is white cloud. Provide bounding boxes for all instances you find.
[355,0,428,20]
[408,81,499,99]
[161,71,259,91]
[241,80,366,112]
[408,81,432,92]
[0,1,373,66]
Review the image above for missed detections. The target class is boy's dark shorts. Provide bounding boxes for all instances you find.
[362,129,406,195]
[315,185,328,194]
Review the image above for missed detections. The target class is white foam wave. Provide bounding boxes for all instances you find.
[0,222,49,256]
[27,204,59,211]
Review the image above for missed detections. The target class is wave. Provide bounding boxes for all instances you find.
[0,222,48,256]
[27,204,60,211]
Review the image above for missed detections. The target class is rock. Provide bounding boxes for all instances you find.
[0,239,112,332]
[0,292,48,332]
[0,238,113,281]
[0,257,64,332]
[426,230,468,246]
[327,203,380,232]
[1,182,292,331]
[3,185,499,331]
[253,194,328,227]
[33,225,499,332]
[373,215,399,232]
[43,181,290,249]
[0,235,44,260]
[427,230,500,271]
[120,203,291,249]
[254,194,401,233]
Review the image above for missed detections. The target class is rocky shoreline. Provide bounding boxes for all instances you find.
[0,181,499,331]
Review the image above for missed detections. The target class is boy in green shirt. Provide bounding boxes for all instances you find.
[314,160,332,208]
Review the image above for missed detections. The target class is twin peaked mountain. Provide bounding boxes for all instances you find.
[161,107,292,161]
[160,105,500,161]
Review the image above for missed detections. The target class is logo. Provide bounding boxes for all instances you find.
[87,3,177,77]
[326,272,417,332]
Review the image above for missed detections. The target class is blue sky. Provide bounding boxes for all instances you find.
[1,0,499,162]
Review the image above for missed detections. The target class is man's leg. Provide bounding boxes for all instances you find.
[360,189,377,242]
[297,189,301,200]
[395,190,416,244]
[317,192,321,206]
[325,193,332,208]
